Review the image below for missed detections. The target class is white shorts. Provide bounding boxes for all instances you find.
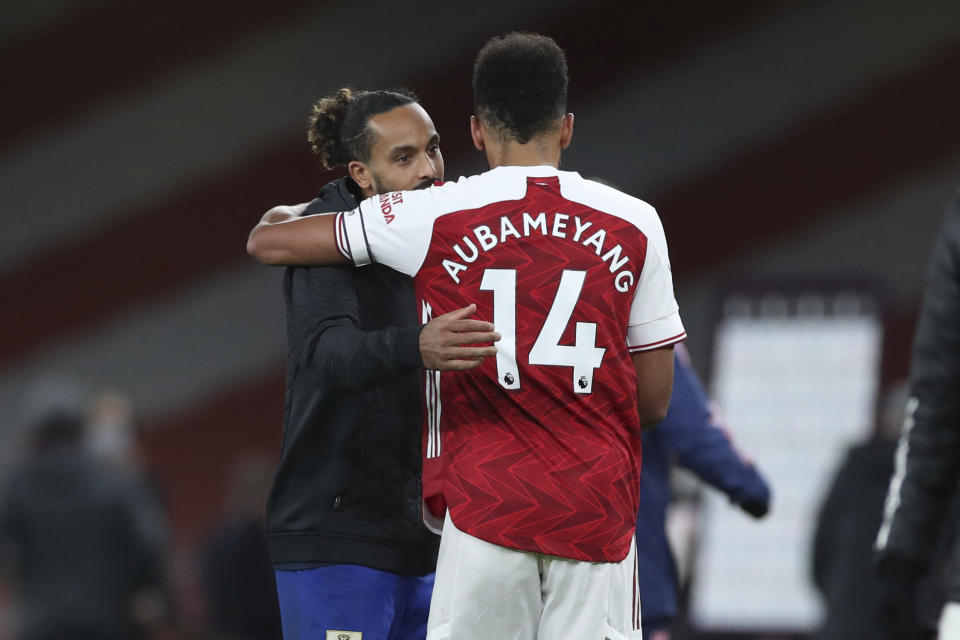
[426,514,642,640]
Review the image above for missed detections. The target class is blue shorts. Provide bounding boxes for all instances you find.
[274,564,434,640]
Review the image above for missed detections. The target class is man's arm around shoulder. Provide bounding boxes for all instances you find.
[247,204,346,266]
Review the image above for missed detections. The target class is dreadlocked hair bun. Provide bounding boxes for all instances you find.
[307,88,357,170]
[307,87,418,169]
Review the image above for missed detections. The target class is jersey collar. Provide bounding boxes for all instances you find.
[486,164,567,178]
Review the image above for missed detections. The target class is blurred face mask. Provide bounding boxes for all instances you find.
[87,420,134,462]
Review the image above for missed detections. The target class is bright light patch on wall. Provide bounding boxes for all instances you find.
[689,291,882,632]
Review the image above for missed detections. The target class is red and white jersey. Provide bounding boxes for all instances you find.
[335,165,685,562]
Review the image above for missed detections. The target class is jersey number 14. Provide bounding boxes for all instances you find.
[480,268,605,394]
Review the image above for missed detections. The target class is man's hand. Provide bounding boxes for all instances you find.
[735,471,771,519]
[420,304,499,371]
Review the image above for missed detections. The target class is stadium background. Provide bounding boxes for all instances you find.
[2,0,960,636]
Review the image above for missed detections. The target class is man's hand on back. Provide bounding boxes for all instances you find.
[420,304,499,371]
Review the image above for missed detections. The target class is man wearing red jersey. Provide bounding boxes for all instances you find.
[248,33,683,640]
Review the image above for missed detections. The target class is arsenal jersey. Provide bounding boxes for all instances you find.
[335,165,685,562]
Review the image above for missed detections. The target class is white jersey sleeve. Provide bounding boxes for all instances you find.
[626,209,686,351]
[335,187,440,276]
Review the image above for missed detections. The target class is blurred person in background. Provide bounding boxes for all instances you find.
[0,384,170,640]
[264,88,498,640]
[88,390,142,471]
[87,389,173,632]
[812,382,909,640]
[875,189,960,640]
[637,344,770,640]
[200,456,281,640]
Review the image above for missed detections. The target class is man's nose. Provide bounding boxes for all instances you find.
[419,154,439,179]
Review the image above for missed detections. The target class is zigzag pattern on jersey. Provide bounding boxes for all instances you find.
[413,182,652,562]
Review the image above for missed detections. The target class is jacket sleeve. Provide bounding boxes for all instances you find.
[289,265,423,392]
[877,191,960,565]
[660,349,771,513]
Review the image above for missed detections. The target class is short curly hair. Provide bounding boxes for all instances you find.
[307,88,417,169]
[472,33,568,144]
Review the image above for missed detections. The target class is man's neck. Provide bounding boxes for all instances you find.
[486,137,561,170]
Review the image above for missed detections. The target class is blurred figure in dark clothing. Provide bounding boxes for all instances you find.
[88,390,143,473]
[86,389,174,632]
[200,457,282,640]
[637,344,770,640]
[812,383,913,640]
[0,395,170,640]
[875,191,960,640]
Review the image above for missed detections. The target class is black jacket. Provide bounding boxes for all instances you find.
[0,448,168,640]
[814,439,896,640]
[266,178,439,575]
[876,189,960,601]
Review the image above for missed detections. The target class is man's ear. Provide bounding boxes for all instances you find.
[470,116,485,151]
[559,113,574,150]
[347,160,373,191]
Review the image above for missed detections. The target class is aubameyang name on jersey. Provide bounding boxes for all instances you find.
[443,211,636,292]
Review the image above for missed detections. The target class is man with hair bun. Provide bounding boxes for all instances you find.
[250,33,681,639]
[265,87,500,640]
